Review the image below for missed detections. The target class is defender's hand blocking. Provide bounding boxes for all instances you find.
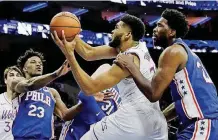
[51,30,76,55]
[54,60,70,77]
[93,92,114,102]
[114,54,134,69]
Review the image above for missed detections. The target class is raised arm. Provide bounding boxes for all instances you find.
[115,45,187,102]
[11,61,69,94]
[67,53,137,95]
[52,32,118,61]
[74,36,118,61]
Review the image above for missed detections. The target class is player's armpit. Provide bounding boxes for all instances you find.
[150,45,187,102]
[75,37,117,61]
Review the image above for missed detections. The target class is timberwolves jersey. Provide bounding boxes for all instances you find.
[12,87,56,139]
[170,38,218,125]
[59,86,121,140]
[0,93,15,140]
[117,41,160,110]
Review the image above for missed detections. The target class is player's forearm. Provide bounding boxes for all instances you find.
[75,37,117,61]
[15,72,58,93]
[162,102,177,122]
[62,103,83,121]
[64,51,99,95]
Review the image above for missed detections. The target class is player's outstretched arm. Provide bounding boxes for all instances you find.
[52,31,118,61]
[114,45,187,102]
[74,36,118,61]
[50,88,83,121]
[53,31,139,95]
[162,102,177,122]
[11,61,70,95]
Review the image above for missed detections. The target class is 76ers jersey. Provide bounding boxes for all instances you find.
[170,38,218,125]
[60,86,121,140]
[0,93,15,140]
[12,87,56,139]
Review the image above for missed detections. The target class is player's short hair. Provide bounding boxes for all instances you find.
[161,9,189,38]
[17,48,45,70]
[4,66,23,79]
[120,14,145,41]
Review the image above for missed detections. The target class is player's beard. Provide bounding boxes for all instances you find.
[109,35,122,48]
[154,35,168,49]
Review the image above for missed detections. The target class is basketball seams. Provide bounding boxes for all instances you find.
[50,26,80,28]
[54,15,81,27]
[50,13,81,40]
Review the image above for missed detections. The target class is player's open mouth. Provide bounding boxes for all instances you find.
[36,68,42,71]
[152,34,157,40]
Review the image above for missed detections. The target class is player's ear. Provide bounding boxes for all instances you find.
[124,32,131,41]
[23,67,27,73]
[4,78,7,84]
[170,29,176,38]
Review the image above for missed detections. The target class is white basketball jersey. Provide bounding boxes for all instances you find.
[117,42,160,110]
[0,93,15,140]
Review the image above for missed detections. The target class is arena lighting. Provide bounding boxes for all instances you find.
[140,0,146,6]
[96,33,103,39]
[149,17,161,26]
[192,17,211,27]
[211,49,218,53]
[23,2,48,12]
[110,0,126,4]
[72,9,89,16]
[108,13,126,23]
[87,40,93,44]
[79,34,83,38]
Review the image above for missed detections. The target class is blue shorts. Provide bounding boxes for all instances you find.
[177,119,218,140]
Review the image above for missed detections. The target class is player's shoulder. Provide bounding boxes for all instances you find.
[0,93,5,102]
[162,45,187,59]
[0,93,11,105]
[46,87,59,101]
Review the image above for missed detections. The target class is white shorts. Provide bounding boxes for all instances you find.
[80,101,168,140]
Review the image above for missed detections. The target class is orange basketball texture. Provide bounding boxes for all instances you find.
[50,12,81,41]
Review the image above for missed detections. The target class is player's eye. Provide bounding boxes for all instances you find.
[9,73,14,77]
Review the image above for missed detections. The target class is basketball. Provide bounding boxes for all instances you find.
[50,12,81,41]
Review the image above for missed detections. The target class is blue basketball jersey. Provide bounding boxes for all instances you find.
[12,87,56,139]
[60,86,121,140]
[170,38,218,126]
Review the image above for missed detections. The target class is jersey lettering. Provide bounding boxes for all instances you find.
[25,91,51,106]
[197,61,213,83]
[28,104,45,118]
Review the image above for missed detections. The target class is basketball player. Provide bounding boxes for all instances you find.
[60,64,121,140]
[114,9,218,139]
[0,66,23,140]
[11,49,73,139]
[52,14,168,140]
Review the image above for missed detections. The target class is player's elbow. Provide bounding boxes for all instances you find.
[149,94,161,103]
[62,113,71,121]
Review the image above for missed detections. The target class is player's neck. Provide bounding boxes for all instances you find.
[25,74,32,80]
[120,41,139,52]
[6,87,13,101]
